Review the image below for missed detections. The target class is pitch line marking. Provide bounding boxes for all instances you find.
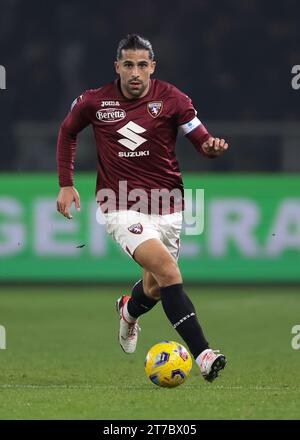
[0,384,298,391]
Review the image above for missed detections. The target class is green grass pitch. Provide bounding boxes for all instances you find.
[0,286,299,419]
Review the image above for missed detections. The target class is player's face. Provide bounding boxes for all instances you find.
[115,49,156,99]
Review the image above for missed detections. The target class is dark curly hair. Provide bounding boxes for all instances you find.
[116,34,154,60]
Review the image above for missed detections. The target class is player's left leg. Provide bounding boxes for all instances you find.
[133,238,227,382]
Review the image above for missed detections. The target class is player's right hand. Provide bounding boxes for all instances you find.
[56,186,80,219]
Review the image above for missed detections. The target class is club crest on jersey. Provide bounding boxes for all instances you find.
[128,223,143,234]
[147,101,163,118]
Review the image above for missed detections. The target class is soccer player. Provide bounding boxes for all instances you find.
[56,34,229,382]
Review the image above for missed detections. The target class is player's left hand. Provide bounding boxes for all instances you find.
[202,137,229,156]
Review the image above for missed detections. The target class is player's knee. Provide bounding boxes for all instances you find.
[156,260,182,287]
[145,284,161,300]
[143,276,161,300]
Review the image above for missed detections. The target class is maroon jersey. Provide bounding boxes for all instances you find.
[57,79,211,214]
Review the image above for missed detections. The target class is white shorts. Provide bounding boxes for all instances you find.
[102,210,183,259]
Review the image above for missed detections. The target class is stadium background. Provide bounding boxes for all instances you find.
[0,0,299,420]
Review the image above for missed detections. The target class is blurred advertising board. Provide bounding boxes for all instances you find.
[0,173,299,282]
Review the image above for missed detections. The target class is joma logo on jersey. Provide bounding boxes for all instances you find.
[96,108,126,122]
[117,121,148,151]
[101,100,120,107]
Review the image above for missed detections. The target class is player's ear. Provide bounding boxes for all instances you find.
[150,60,156,74]
[114,61,120,74]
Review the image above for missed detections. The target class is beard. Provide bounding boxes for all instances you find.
[124,81,148,98]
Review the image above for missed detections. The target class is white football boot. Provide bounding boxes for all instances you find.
[197,348,227,382]
[116,295,141,354]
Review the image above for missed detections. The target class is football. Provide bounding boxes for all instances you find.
[144,341,192,388]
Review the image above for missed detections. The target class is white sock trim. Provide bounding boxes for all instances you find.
[122,301,137,324]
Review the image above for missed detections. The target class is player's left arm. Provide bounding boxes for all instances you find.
[175,90,229,158]
[186,123,229,158]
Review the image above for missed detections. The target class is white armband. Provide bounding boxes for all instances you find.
[178,116,202,136]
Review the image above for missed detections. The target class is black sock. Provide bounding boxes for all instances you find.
[160,283,209,359]
[127,280,159,319]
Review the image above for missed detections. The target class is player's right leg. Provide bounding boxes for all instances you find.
[116,273,159,354]
[115,270,161,353]
[103,210,162,353]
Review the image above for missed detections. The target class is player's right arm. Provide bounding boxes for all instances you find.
[56,93,90,219]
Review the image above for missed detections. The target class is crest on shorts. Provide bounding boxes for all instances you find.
[128,223,143,234]
[147,101,163,118]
